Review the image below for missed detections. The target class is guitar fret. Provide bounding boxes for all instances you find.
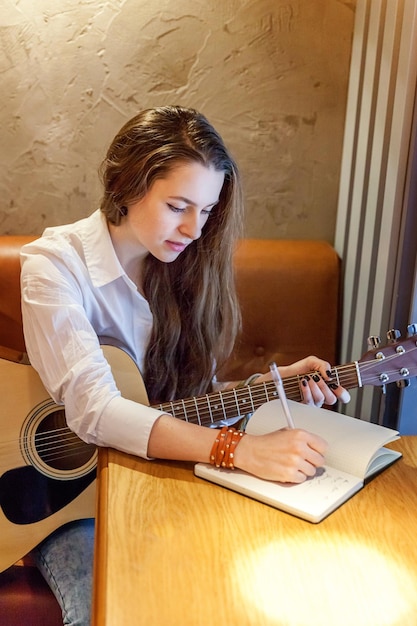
[354,361,362,387]
[335,363,359,390]
[247,386,255,414]
[232,388,240,417]
[206,394,214,425]
[263,381,275,403]
[207,393,219,423]
[181,399,188,422]
[193,397,201,425]
[219,392,226,421]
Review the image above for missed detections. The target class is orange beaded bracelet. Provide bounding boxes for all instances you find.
[209,426,246,470]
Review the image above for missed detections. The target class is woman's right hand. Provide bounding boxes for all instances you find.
[233,428,328,484]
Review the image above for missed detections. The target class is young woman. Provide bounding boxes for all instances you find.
[21,105,349,625]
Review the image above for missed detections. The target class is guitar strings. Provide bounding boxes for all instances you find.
[1,345,415,460]
[0,427,93,465]
[32,430,93,464]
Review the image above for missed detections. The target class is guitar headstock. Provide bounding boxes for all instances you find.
[358,327,417,388]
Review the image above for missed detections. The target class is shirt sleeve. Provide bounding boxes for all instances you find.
[20,248,164,459]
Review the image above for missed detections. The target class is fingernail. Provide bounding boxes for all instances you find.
[340,390,351,403]
[326,370,332,378]
[302,379,308,387]
[328,382,339,390]
[312,374,321,383]
[304,375,310,381]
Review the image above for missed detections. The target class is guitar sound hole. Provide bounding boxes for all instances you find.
[35,409,95,471]
[0,465,96,525]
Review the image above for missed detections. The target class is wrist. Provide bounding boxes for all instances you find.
[209,426,246,469]
[232,432,254,473]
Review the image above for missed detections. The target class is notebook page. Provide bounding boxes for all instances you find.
[245,400,399,479]
[194,463,362,523]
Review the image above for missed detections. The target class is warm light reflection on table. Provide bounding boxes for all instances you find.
[233,535,417,626]
[93,438,417,626]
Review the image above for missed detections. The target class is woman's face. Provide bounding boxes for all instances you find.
[123,161,225,263]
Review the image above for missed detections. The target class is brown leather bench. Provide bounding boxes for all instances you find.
[0,235,340,624]
[0,563,62,626]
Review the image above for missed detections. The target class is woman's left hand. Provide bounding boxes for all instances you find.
[256,356,351,407]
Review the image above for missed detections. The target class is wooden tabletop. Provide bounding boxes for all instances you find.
[92,437,417,626]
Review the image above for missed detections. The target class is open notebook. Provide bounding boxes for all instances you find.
[194,400,401,523]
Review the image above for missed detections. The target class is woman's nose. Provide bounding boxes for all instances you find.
[179,213,202,240]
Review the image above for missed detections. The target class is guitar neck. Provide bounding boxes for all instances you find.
[152,361,360,426]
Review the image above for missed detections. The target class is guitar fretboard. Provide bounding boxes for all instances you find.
[154,382,277,426]
[152,362,360,426]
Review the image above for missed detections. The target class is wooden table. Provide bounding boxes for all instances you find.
[93,438,417,626]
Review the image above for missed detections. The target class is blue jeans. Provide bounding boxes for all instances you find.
[32,519,95,626]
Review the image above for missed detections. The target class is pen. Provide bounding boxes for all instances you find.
[269,362,296,429]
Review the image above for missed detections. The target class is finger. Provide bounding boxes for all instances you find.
[286,469,308,484]
[328,383,351,404]
[306,432,328,458]
[288,457,324,482]
[310,374,329,406]
[299,460,320,478]
[300,376,314,405]
[304,375,326,407]
[315,362,332,379]
[310,373,340,406]
[306,445,326,466]
[300,372,350,406]
[300,376,325,407]
[315,364,351,405]
[310,371,352,406]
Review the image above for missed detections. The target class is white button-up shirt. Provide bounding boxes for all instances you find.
[20,209,165,458]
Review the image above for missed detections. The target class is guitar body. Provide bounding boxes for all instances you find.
[0,346,147,572]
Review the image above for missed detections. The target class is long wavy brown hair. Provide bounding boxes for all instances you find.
[100,106,244,402]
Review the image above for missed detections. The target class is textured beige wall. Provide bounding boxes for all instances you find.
[0,0,355,240]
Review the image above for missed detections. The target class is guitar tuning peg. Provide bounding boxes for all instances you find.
[367,336,381,349]
[407,323,417,336]
[397,379,411,389]
[387,329,401,342]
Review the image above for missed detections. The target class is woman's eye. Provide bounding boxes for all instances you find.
[167,204,213,216]
[167,204,184,213]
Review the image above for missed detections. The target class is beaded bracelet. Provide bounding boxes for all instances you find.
[209,426,246,470]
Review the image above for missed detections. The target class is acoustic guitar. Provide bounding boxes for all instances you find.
[0,335,416,571]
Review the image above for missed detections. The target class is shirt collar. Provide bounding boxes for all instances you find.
[82,210,126,288]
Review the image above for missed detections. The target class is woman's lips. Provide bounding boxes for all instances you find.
[165,241,188,253]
